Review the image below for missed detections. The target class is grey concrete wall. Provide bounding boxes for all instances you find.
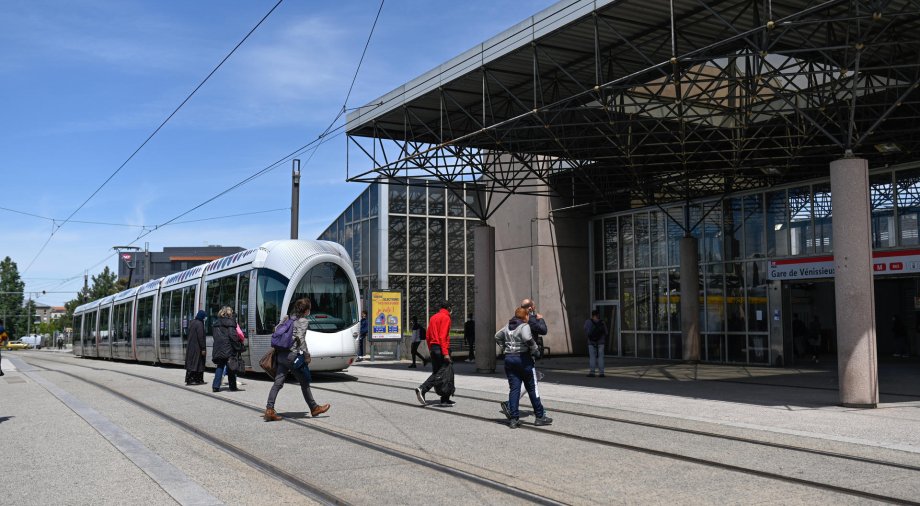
[490,190,589,357]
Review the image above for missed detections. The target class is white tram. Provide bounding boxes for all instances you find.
[72,240,361,372]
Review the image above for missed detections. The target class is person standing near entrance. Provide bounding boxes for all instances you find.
[464,313,475,362]
[808,315,822,364]
[792,313,808,359]
[408,316,428,368]
[211,307,243,392]
[358,310,368,361]
[415,301,454,406]
[584,310,608,377]
[892,314,910,358]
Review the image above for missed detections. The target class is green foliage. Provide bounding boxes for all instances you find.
[0,256,31,339]
[89,266,119,300]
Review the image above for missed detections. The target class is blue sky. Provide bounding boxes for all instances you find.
[0,0,556,306]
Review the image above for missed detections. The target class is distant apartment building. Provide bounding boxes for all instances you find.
[118,245,245,286]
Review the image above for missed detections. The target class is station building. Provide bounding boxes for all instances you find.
[317,181,481,330]
[341,0,920,406]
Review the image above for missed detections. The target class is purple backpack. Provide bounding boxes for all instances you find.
[271,317,296,349]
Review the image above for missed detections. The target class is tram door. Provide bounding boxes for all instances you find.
[596,304,618,355]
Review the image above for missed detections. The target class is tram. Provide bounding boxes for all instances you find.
[72,240,361,372]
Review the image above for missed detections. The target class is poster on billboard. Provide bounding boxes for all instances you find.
[370,291,402,341]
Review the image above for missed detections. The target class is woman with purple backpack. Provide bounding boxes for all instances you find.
[263,297,331,422]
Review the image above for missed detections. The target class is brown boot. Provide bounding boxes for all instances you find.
[310,404,330,417]
[263,408,282,422]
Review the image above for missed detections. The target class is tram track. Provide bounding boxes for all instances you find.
[25,354,920,505]
[344,377,920,474]
[23,355,569,506]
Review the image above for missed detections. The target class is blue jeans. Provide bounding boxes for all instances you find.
[211,359,237,390]
[504,354,545,419]
[588,342,604,374]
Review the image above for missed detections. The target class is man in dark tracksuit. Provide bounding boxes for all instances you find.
[501,298,546,418]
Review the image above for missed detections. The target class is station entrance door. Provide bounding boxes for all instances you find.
[781,279,836,367]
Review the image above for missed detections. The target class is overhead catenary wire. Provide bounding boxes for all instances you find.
[39,0,385,301]
[19,0,286,275]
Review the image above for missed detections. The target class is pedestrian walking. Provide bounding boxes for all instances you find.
[464,313,475,362]
[415,300,455,406]
[495,307,553,429]
[0,319,7,377]
[500,299,547,418]
[585,309,608,377]
[185,310,207,385]
[211,306,243,392]
[358,310,368,361]
[408,316,428,368]
[264,297,330,421]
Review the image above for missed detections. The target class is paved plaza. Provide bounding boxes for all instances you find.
[2,349,920,505]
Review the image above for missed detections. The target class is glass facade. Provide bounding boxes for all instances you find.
[592,167,920,365]
[319,181,478,329]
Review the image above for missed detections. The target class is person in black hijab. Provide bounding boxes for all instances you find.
[185,310,207,385]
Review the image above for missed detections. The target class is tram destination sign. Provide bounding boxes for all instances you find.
[769,249,920,280]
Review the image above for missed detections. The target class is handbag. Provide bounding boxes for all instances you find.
[227,354,246,375]
[259,348,276,378]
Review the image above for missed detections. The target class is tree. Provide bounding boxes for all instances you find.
[0,256,30,339]
[89,266,119,300]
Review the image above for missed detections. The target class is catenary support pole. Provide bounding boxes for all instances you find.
[830,157,878,408]
[474,223,496,373]
[680,237,700,361]
[291,159,301,240]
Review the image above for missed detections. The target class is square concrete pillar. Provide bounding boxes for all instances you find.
[830,157,878,408]
[474,224,496,373]
[680,237,700,361]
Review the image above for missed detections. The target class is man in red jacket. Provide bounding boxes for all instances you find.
[415,301,454,406]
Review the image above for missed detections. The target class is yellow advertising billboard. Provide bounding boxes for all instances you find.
[370,291,402,341]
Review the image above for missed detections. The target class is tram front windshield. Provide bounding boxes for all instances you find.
[290,262,358,333]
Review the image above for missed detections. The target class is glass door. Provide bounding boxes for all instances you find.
[596,304,619,355]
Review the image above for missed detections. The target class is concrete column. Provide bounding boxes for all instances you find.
[830,157,878,408]
[474,224,496,373]
[679,237,700,361]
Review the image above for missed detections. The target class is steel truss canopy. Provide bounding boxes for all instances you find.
[346,0,920,216]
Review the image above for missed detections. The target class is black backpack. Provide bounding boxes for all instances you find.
[589,320,605,342]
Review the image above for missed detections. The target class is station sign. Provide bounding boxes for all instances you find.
[768,249,920,280]
[370,291,402,341]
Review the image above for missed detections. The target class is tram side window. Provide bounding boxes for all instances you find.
[112,304,124,343]
[73,315,82,345]
[169,290,182,339]
[159,293,170,347]
[88,312,97,343]
[99,307,111,344]
[206,275,238,334]
[256,269,288,335]
[180,286,196,340]
[137,297,153,338]
[238,273,250,336]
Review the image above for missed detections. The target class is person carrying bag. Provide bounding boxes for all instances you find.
[263,297,330,422]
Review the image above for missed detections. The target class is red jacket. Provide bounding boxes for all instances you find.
[426,309,452,354]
